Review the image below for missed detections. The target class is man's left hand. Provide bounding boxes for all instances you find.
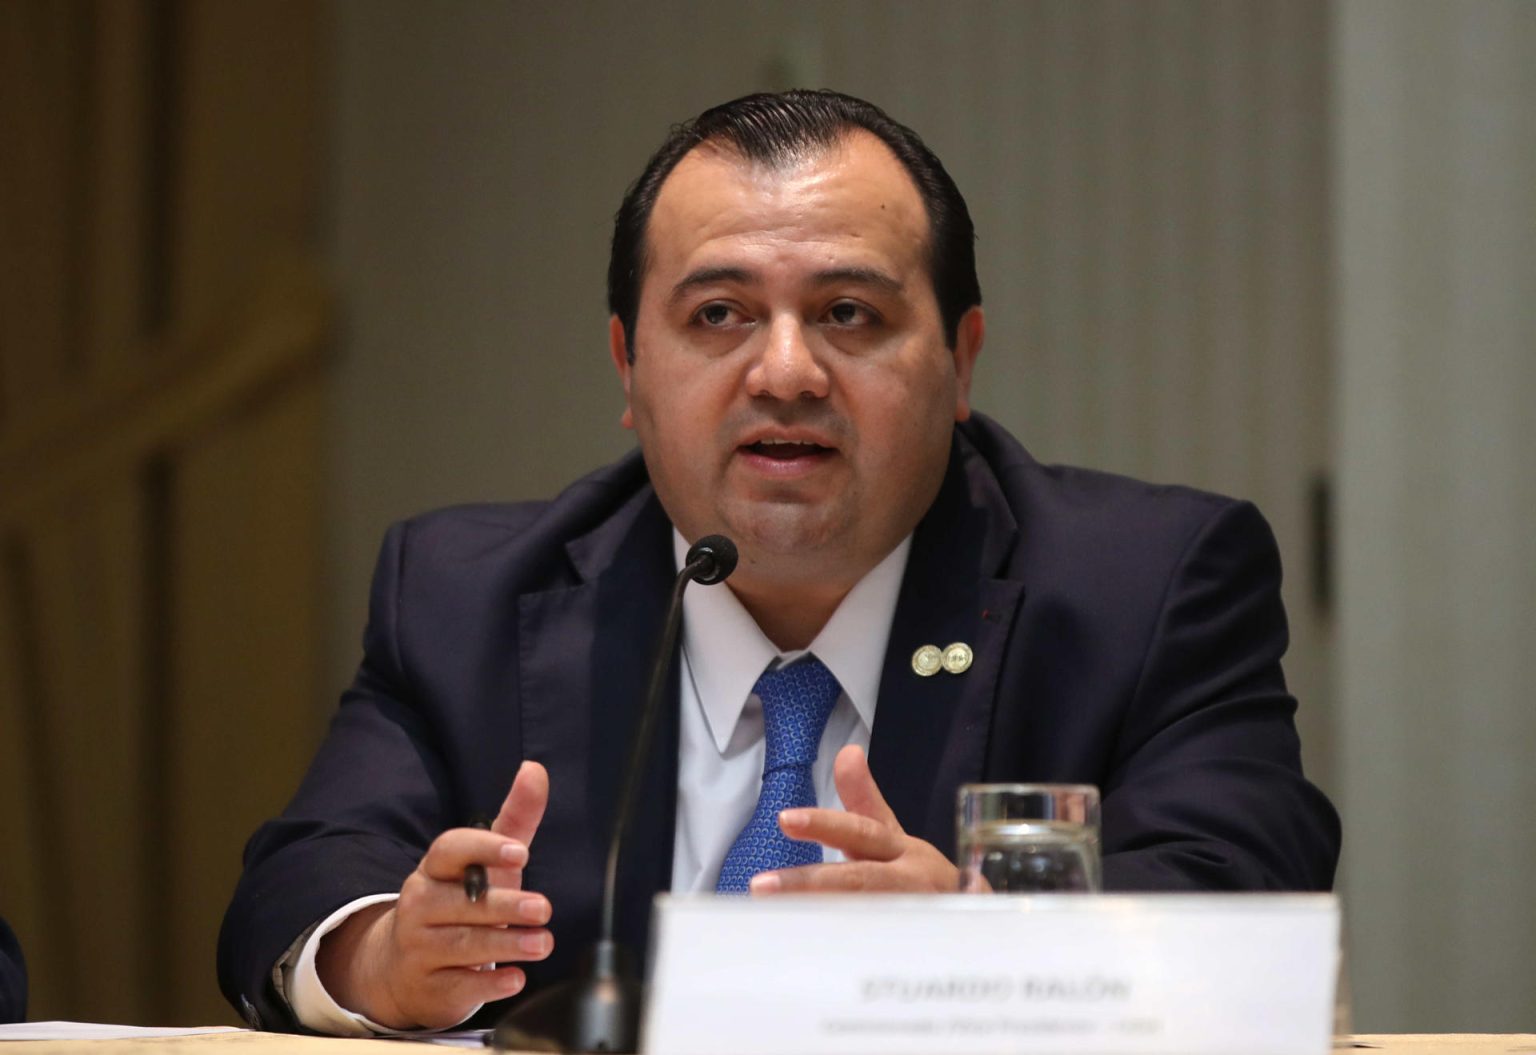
[748,745,960,894]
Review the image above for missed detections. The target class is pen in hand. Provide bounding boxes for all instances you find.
[464,817,491,903]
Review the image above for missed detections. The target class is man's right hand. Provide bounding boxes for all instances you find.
[315,760,553,1030]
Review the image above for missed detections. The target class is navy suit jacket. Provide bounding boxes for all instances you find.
[0,915,24,1024]
[218,413,1340,1032]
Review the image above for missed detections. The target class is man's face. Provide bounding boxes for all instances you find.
[610,131,983,595]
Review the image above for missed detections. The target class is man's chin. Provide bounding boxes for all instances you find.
[723,508,850,573]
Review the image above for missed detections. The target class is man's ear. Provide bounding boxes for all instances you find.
[609,315,635,430]
[952,306,985,422]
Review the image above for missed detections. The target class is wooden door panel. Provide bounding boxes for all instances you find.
[3,483,151,1022]
[0,0,326,1025]
[165,378,324,1024]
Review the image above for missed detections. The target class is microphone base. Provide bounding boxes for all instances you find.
[490,940,641,1053]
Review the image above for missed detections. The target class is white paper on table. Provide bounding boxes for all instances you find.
[385,1028,492,1047]
[0,1021,244,1040]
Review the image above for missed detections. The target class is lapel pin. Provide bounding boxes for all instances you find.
[912,643,974,676]
[911,645,942,677]
[942,642,974,674]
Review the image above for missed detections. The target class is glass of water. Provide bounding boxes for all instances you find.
[956,784,1102,893]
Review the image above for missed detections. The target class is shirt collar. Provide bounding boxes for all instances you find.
[676,531,912,753]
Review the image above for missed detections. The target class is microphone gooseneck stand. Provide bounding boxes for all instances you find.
[491,535,739,1053]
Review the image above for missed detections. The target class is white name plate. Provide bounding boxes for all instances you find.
[643,893,1339,1055]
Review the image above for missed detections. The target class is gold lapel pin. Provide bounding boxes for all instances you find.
[912,642,974,676]
[942,642,974,674]
[911,645,942,676]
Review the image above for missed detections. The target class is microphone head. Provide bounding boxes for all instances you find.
[685,534,738,585]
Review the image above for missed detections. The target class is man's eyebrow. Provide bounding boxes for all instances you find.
[808,267,904,293]
[668,267,755,304]
[667,265,905,305]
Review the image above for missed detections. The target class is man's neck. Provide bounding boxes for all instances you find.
[725,577,853,652]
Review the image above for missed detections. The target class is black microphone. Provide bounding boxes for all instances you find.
[492,535,738,1053]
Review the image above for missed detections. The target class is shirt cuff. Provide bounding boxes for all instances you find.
[282,893,482,1036]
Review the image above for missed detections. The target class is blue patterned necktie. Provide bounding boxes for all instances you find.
[716,656,842,893]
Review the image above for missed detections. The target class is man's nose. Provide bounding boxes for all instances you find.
[745,314,830,401]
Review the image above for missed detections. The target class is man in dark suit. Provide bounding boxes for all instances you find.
[0,914,25,1023]
[219,90,1339,1035]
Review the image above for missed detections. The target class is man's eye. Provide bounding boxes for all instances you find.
[826,301,874,326]
[696,303,738,326]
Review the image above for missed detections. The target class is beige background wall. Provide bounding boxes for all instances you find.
[1332,0,1536,1033]
[324,0,1535,1034]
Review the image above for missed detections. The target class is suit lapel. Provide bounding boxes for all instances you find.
[869,436,1026,857]
[516,491,678,956]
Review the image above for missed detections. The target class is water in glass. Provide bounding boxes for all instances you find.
[958,818,1099,893]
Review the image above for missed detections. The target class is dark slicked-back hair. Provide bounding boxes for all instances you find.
[608,89,981,359]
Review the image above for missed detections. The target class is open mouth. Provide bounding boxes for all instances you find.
[744,440,831,460]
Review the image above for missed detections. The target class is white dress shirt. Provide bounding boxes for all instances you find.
[284,532,911,1034]
[670,531,909,888]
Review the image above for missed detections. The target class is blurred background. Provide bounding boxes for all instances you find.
[1,0,1531,1033]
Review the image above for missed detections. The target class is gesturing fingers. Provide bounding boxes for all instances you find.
[752,744,960,895]
[398,873,552,930]
[751,859,910,894]
[831,745,899,827]
[778,807,904,861]
[389,911,555,971]
[386,874,555,1022]
[418,826,528,886]
[320,891,555,1032]
[406,965,529,1026]
[494,760,550,847]
[754,836,961,894]
[774,746,904,862]
[318,764,558,1033]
